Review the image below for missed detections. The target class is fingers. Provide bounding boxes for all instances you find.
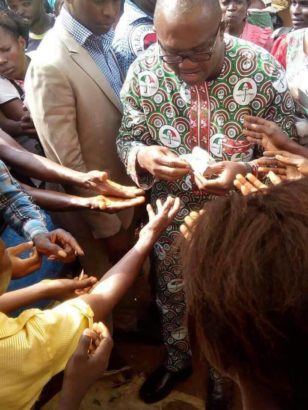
[180,210,204,239]
[204,163,224,177]
[155,196,180,220]
[258,166,287,176]
[34,235,68,260]
[155,165,190,181]
[194,173,224,195]
[234,174,268,196]
[52,229,84,257]
[97,172,108,182]
[194,173,207,190]
[256,158,287,176]
[93,332,113,362]
[74,277,97,290]
[267,171,282,185]
[275,154,300,167]
[75,332,93,358]
[104,179,145,198]
[246,173,267,190]
[234,174,257,195]
[196,174,224,189]
[156,198,163,212]
[167,197,181,220]
[7,241,34,256]
[244,115,267,130]
[159,153,191,170]
[96,196,146,212]
[243,129,264,141]
[146,203,155,221]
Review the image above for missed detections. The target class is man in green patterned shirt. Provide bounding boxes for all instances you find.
[117,0,296,403]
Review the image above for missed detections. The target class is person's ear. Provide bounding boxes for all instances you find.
[17,36,27,51]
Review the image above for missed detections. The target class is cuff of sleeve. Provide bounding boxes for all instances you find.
[127,145,155,190]
[23,220,49,240]
[244,161,259,177]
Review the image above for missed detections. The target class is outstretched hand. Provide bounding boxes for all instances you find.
[7,241,42,278]
[194,161,247,195]
[85,194,145,213]
[42,275,97,301]
[269,151,308,177]
[243,115,290,152]
[234,172,282,196]
[180,210,205,241]
[33,229,84,263]
[82,171,145,199]
[139,196,181,244]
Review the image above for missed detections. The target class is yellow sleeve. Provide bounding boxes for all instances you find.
[0,299,93,410]
[35,298,94,375]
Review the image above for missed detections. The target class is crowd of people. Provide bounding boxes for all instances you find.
[0,0,307,409]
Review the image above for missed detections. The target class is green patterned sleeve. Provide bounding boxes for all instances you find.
[261,57,298,140]
[117,64,156,190]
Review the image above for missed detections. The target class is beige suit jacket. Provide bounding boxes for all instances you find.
[25,20,133,241]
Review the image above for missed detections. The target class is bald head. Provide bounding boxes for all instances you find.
[154,0,225,85]
[154,0,222,22]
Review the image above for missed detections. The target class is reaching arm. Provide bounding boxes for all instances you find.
[79,197,180,321]
[0,276,97,314]
[22,183,145,212]
[0,129,145,199]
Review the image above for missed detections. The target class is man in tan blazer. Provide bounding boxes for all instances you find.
[25,0,139,276]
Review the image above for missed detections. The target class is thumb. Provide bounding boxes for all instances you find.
[94,334,113,359]
[74,332,92,357]
[74,277,97,289]
[9,241,34,256]
[204,163,223,176]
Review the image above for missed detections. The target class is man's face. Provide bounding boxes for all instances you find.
[6,0,42,27]
[65,0,122,34]
[155,10,224,85]
[290,0,308,29]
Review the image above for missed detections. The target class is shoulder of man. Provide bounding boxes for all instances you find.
[125,43,160,77]
[224,34,285,73]
[30,25,69,68]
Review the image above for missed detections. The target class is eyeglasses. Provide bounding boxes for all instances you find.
[159,26,221,64]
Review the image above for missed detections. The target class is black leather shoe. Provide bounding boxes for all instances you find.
[139,365,192,404]
[206,368,234,410]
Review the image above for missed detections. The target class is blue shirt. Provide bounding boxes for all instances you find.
[113,0,155,78]
[0,161,48,240]
[60,7,123,99]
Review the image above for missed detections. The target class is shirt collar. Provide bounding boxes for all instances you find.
[125,0,154,22]
[60,6,115,53]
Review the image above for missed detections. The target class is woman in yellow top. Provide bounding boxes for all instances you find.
[0,196,180,410]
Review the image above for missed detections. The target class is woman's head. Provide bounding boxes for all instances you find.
[220,0,250,34]
[290,0,308,30]
[183,178,308,407]
[0,10,28,79]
